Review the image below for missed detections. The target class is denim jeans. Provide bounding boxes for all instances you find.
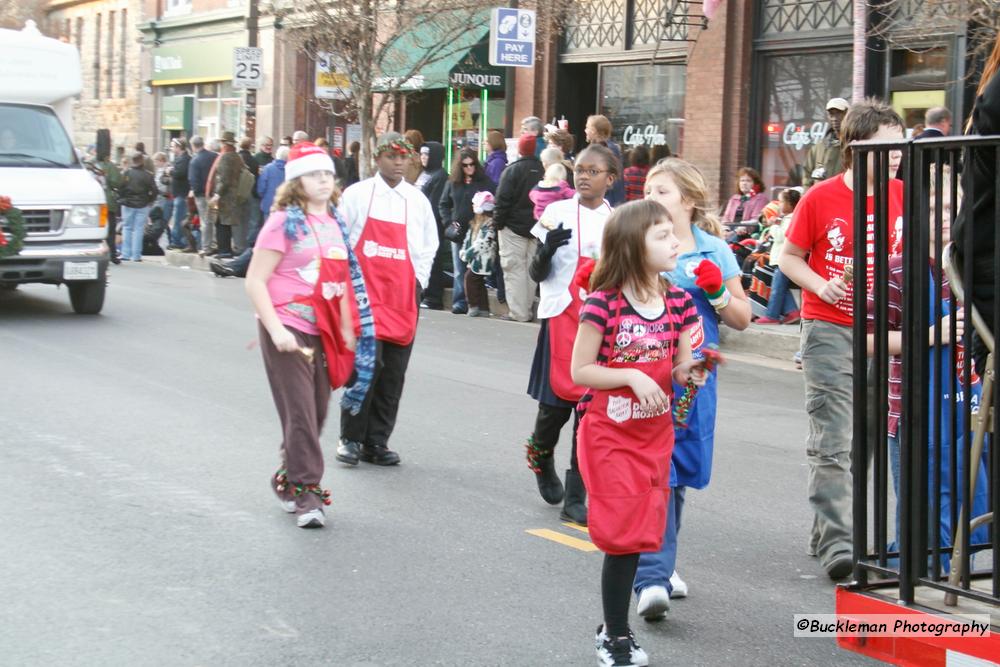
[634,486,686,595]
[451,241,467,309]
[170,196,187,246]
[120,205,150,261]
[766,266,798,319]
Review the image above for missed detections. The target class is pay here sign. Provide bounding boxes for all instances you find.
[489,7,535,68]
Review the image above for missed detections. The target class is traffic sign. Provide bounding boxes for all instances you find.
[232,47,263,90]
[489,7,535,68]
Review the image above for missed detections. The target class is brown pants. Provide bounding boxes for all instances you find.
[464,270,489,311]
[259,322,331,512]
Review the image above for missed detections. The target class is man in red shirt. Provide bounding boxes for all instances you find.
[780,98,905,580]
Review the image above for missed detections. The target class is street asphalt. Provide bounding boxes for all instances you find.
[0,263,875,666]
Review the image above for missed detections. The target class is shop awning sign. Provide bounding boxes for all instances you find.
[489,7,535,68]
[316,52,351,100]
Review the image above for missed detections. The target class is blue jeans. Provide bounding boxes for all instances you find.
[170,196,187,246]
[634,486,686,594]
[451,241,467,309]
[766,266,797,319]
[120,205,150,261]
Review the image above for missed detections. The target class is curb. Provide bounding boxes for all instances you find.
[162,250,800,361]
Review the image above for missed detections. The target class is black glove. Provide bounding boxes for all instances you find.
[542,223,572,256]
[443,221,462,243]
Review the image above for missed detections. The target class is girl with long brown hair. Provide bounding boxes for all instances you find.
[570,199,705,667]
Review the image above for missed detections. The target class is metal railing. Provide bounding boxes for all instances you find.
[852,133,1000,609]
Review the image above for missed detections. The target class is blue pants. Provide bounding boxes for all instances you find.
[120,205,150,261]
[766,266,797,319]
[634,486,686,594]
[170,196,187,246]
[451,241,467,308]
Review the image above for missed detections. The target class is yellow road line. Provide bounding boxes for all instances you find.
[526,528,598,552]
[562,522,590,534]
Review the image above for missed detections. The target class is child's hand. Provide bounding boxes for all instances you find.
[693,259,724,296]
[628,369,670,413]
[341,325,357,352]
[933,308,965,346]
[673,360,708,387]
[269,326,300,353]
[817,277,848,304]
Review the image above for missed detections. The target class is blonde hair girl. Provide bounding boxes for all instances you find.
[646,158,725,238]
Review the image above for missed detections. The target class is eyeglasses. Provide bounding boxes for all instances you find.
[574,167,609,178]
[462,161,475,167]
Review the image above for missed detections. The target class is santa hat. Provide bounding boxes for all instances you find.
[517,133,536,157]
[472,190,495,214]
[284,141,335,181]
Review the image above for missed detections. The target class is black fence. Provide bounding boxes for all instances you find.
[852,134,1000,609]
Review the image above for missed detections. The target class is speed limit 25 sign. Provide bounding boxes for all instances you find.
[233,47,263,90]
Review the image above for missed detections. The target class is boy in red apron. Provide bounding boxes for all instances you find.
[336,133,440,466]
[571,200,705,667]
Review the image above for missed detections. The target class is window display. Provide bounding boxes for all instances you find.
[599,63,685,155]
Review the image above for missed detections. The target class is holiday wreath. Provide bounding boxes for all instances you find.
[0,196,26,258]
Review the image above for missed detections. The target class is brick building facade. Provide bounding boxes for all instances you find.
[44,0,144,151]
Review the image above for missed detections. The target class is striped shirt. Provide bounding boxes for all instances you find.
[581,287,698,366]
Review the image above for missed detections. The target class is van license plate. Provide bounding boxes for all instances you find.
[63,261,98,281]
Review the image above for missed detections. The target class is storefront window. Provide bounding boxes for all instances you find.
[758,50,851,192]
[599,63,685,156]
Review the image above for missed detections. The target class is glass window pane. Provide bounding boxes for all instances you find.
[599,63,685,156]
[758,51,852,192]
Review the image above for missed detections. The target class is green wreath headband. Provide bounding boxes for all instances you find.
[376,138,415,157]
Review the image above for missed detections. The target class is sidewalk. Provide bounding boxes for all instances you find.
[159,250,802,362]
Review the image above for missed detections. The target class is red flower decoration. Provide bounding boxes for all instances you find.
[573,257,597,294]
[0,196,11,213]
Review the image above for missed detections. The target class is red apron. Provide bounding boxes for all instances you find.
[354,185,418,346]
[547,203,605,402]
[287,224,357,389]
[577,296,675,555]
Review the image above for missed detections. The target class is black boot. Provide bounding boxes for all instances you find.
[525,437,564,505]
[560,469,587,525]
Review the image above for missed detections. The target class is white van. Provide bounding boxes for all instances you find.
[0,21,110,314]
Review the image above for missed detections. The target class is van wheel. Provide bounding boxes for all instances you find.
[68,280,106,314]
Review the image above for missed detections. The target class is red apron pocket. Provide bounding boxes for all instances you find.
[587,487,669,555]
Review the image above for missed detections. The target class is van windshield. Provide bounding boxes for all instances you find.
[0,103,79,168]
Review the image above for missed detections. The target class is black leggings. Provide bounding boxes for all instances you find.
[531,402,579,471]
[602,553,640,638]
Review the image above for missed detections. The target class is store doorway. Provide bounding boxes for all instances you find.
[556,62,598,154]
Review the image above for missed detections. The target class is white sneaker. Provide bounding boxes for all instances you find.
[669,572,688,598]
[636,585,669,620]
[594,625,647,667]
[278,497,296,513]
[296,508,325,528]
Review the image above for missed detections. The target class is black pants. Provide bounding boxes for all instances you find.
[532,402,580,471]
[422,237,451,306]
[216,222,233,255]
[602,553,640,637]
[340,338,415,448]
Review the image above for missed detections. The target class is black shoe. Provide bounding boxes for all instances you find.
[826,555,853,580]
[359,443,401,466]
[210,259,236,278]
[420,300,444,310]
[110,255,121,265]
[336,439,361,466]
[216,252,233,260]
[525,437,564,505]
[560,468,588,525]
[451,303,468,314]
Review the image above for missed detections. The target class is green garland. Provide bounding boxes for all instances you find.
[0,196,26,259]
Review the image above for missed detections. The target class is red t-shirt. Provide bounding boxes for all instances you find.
[785,175,904,326]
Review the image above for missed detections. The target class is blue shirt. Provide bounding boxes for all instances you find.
[666,224,740,290]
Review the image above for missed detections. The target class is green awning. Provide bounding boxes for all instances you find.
[374,9,504,92]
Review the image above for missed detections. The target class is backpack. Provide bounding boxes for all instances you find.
[236,165,254,204]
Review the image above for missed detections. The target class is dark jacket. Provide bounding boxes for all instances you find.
[605,139,626,207]
[345,155,361,186]
[253,150,273,169]
[953,71,1000,344]
[914,127,945,140]
[439,173,495,243]
[239,148,260,177]
[494,154,543,237]
[170,152,191,197]
[420,142,448,226]
[484,149,508,185]
[256,158,285,216]
[118,167,157,209]
[188,149,217,197]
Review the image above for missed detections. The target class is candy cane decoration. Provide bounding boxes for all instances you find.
[673,344,724,429]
